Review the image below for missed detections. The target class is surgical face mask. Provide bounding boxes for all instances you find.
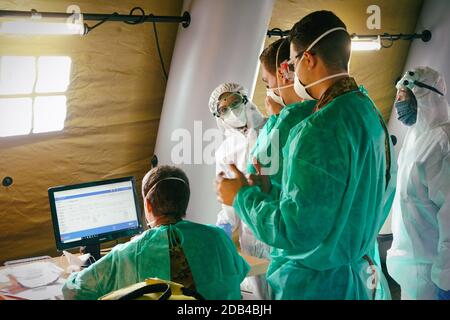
[293,27,349,100]
[222,103,247,127]
[395,99,417,126]
[266,83,293,107]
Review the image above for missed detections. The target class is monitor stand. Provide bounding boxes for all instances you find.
[80,244,101,267]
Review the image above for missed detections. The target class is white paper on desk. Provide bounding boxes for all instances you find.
[13,279,65,300]
[8,262,64,288]
[0,269,10,283]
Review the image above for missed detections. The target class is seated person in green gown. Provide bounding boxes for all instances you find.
[63,165,250,300]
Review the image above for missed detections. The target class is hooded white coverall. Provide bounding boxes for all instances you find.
[387,67,450,300]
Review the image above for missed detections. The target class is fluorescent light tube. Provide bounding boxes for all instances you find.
[351,36,381,51]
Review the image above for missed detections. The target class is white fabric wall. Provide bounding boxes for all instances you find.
[154,0,275,224]
[381,0,450,234]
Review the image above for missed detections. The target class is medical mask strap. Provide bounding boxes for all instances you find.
[147,177,187,198]
[269,83,294,92]
[304,72,349,89]
[277,83,294,90]
[296,27,348,92]
[274,39,287,105]
[305,27,347,52]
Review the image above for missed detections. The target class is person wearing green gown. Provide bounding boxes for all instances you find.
[216,11,396,300]
[63,166,249,300]
[249,37,315,190]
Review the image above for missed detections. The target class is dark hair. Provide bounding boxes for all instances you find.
[289,11,351,71]
[259,38,290,75]
[142,165,190,219]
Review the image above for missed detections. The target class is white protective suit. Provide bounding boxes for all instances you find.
[209,83,272,299]
[387,67,450,300]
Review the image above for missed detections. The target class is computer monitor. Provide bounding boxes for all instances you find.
[48,176,143,259]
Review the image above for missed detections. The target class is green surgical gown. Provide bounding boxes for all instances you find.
[247,101,316,189]
[234,88,395,299]
[62,220,250,300]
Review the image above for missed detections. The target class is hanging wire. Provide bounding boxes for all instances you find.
[151,17,168,81]
[85,12,119,34]
[83,6,168,81]
[123,7,146,25]
[123,8,168,81]
[381,34,395,49]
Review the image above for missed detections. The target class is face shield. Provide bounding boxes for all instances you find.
[212,92,248,119]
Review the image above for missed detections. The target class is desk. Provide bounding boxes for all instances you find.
[0,252,269,300]
[0,253,269,277]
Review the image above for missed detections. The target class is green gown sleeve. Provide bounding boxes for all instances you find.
[247,114,279,175]
[220,227,251,279]
[62,244,129,300]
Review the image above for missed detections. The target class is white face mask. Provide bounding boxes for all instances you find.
[293,27,349,100]
[222,103,247,127]
[266,83,293,107]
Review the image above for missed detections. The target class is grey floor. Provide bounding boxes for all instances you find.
[378,234,401,300]
[381,262,401,300]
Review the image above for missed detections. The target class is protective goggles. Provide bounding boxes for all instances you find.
[213,93,248,118]
[396,71,444,96]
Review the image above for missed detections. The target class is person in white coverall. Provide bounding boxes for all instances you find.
[209,82,272,299]
[387,67,450,300]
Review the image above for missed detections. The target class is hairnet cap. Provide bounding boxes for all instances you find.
[208,82,249,114]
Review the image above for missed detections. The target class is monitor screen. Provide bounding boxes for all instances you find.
[49,177,143,251]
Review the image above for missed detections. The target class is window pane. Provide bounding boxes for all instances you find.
[0,56,36,95]
[33,96,67,133]
[0,98,32,137]
[35,56,72,93]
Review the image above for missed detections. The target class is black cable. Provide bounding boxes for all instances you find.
[151,16,168,81]
[85,12,119,33]
[122,8,168,80]
[123,7,146,25]
[381,34,394,49]
[84,6,168,81]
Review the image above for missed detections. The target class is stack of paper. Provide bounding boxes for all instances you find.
[0,261,65,300]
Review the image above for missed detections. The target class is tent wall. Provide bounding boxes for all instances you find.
[154,0,275,225]
[0,0,183,263]
[388,0,450,157]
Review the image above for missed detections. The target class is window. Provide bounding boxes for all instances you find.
[0,56,71,137]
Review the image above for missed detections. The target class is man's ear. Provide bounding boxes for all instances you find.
[276,68,285,84]
[277,66,292,86]
[145,198,153,214]
[303,51,317,70]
